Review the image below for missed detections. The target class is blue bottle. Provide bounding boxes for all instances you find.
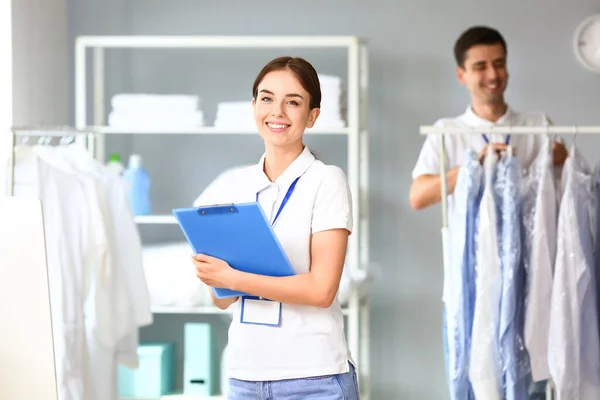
[123,154,151,216]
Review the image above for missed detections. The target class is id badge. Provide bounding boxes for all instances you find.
[240,296,282,327]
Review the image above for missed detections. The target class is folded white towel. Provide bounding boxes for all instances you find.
[318,74,342,87]
[111,93,201,114]
[108,110,205,128]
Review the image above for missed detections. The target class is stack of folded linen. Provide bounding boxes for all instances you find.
[142,241,213,308]
[108,93,205,128]
[312,74,346,129]
[213,101,255,130]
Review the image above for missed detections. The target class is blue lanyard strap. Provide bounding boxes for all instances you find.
[482,134,511,145]
[256,176,301,226]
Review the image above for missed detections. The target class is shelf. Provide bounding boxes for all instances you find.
[152,305,351,316]
[95,126,348,135]
[77,35,360,49]
[135,215,177,224]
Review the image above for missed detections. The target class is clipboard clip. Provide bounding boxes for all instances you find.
[197,203,238,216]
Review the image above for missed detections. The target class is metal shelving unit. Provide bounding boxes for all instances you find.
[76,35,371,399]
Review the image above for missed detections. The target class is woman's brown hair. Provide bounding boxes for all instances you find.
[252,56,321,110]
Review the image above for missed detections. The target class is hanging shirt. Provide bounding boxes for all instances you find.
[469,150,503,400]
[548,148,600,399]
[595,167,600,349]
[523,137,557,382]
[447,150,482,400]
[411,105,552,303]
[11,147,95,400]
[498,154,529,400]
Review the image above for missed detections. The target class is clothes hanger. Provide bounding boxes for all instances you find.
[59,135,74,145]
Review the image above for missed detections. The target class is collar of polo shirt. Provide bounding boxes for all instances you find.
[250,146,316,193]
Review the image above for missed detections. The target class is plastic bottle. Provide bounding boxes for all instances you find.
[106,152,125,176]
[123,154,151,216]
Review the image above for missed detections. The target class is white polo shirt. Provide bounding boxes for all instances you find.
[413,106,551,180]
[412,106,551,214]
[195,146,354,381]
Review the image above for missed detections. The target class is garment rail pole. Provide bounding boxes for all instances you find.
[7,127,98,197]
[420,125,600,135]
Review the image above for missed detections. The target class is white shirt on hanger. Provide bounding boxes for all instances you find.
[11,147,94,400]
[523,136,557,382]
[469,149,503,400]
[196,146,354,381]
[548,148,600,399]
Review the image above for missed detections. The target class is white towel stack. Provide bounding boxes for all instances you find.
[213,101,255,129]
[108,94,205,129]
[313,74,346,129]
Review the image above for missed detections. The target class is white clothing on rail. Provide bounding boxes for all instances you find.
[411,105,551,303]
[548,147,600,399]
[468,150,503,400]
[522,136,558,382]
[10,147,92,400]
[5,143,151,400]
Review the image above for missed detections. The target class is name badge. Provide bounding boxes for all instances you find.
[240,296,282,327]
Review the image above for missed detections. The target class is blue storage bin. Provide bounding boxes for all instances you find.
[118,342,175,398]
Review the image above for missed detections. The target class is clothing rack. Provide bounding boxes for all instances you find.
[7,126,97,196]
[419,124,600,400]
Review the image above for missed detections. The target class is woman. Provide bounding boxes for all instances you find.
[192,56,359,400]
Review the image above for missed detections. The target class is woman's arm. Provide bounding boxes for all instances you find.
[208,288,238,310]
[193,227,349,308]
[232,228,349,308]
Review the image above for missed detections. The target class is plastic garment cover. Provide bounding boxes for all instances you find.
[548,146,600,399]
[447,150,482,400]
[496,153,530,400]
[595,167,600,353]
[469,148,503,400]
[522,136,557,381]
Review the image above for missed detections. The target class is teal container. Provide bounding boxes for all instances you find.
[118,343,175,398]
[184,323,218,396]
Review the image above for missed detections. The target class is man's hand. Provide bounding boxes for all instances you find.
[478,143,510,165]
[552,141,568,167]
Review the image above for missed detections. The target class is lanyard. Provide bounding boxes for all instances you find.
[482,134,511,145]
[256,176,301,226]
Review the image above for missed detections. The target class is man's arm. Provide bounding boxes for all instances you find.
[409,167,460,210]
[409,143,507,210]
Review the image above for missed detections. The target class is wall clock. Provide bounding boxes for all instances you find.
[573,14,600,73]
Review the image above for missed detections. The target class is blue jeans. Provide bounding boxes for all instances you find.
[228,363,360,400]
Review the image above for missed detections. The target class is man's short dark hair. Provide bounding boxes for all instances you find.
[453,26,507,67]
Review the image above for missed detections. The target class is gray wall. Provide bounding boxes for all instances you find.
[12,0,69,126]
[66,0,600,399]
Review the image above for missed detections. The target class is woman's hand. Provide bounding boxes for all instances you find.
[192,254,238,290]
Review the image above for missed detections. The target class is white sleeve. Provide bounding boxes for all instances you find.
[108,175,152,328]
[193,166,249,207]
[311,166,353,234]
[411,120,450,179]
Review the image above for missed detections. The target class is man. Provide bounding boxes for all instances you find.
[411,26,566,400]
[409,26,567,211]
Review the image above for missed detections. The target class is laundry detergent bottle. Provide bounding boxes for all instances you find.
[123,154,151,216]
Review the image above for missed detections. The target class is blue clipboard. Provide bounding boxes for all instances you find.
[172,202,296,298]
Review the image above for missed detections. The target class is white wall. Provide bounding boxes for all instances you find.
[12,0,69,127]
